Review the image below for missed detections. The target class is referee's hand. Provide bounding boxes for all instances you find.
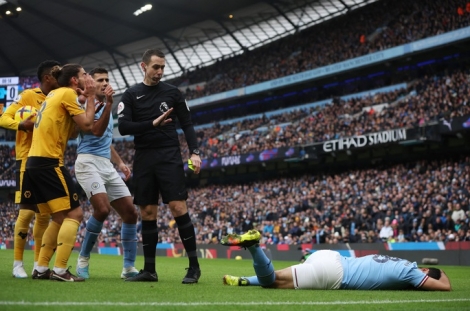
[189,154,201,174]
[153,108,173,127]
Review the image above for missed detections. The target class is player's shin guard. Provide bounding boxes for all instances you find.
[14,209,35,262]
[54,218,80,269]
[121,223,137,268]
[33,213,50,263]
[38,221,61,267]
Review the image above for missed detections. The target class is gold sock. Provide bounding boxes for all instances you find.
[14,209,35,261]
[33,213,50,262]
[37,221,60,267]
[54,218,80,269]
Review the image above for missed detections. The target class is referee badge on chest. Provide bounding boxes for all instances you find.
[160,102,169,113]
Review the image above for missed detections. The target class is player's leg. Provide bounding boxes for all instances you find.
[125,149,159,282]
[32,211,50,272]
[159,147,201,284]
[50,206,84,282]
[109,192,138,278]
[19,167,55,280]
[77,193,110,278]
[12,163,35,278]
[36,166,84,282]
[74,156,110,278]
[221,230,275,287]
[106,166,138,278]
[12,206,35,278]
[33,202,60,280]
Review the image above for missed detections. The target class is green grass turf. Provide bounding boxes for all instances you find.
[0,250,469,311]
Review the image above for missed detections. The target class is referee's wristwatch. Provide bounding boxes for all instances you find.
[191,149,201,156]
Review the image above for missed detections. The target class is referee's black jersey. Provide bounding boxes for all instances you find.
[117,82,197,150]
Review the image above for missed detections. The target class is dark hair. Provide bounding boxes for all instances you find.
[142,49,165,64]
[89,67,108,76]
[427,267,441,280]
[50,64,82,87]
[37,60,61,81]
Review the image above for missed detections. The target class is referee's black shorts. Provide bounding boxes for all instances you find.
[21,157,80,214]
[133,146,188,205]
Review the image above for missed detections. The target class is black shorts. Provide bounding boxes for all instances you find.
[14,159,39,212]
[133,147,187,205]
[14,159,24,204]
[22,157,80,214]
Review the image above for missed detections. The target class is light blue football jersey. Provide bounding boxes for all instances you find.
[77,102,113,159]
[340,254,428,290]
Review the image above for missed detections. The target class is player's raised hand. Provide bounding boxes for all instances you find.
[104,85,115,105]
[153,107,173,127]
[77,74,96,98]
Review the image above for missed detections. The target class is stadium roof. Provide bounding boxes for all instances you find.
[0,0,377,94]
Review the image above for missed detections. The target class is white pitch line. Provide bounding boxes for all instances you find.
[0,299,469,307]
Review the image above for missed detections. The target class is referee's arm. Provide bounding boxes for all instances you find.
[117,93,153,136]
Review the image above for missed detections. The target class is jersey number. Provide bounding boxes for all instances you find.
[372,255,411,265]
[34,102,47,128]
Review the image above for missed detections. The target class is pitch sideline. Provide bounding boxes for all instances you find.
[1,298,469,306]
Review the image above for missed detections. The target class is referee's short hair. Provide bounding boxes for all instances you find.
[142,49,165,64]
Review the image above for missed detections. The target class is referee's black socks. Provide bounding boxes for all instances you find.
[141,220,158,273]
[175,213,199,268]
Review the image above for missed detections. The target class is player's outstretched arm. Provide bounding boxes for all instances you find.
[420,270,451,291]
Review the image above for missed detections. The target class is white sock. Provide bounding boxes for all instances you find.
[36,266,49,273]
[53,267,66,275]
[13,260,23,268]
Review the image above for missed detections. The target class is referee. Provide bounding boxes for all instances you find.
[118,49,202,284]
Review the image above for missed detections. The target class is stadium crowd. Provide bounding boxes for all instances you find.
[174,67,470,161]
[1,156,469,246]
[169,0,470,100]
[2,63,470,247]
[0,144,15,181]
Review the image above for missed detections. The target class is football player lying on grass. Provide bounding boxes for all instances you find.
[221,230,451,291]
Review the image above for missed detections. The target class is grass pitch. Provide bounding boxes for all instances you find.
[0,250,469,311]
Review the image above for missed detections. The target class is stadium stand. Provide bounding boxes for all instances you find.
[1,156,469,244]
[169,0,470,100]
[2,61,470,245]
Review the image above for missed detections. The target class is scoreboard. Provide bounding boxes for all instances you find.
[0,76,20,114]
